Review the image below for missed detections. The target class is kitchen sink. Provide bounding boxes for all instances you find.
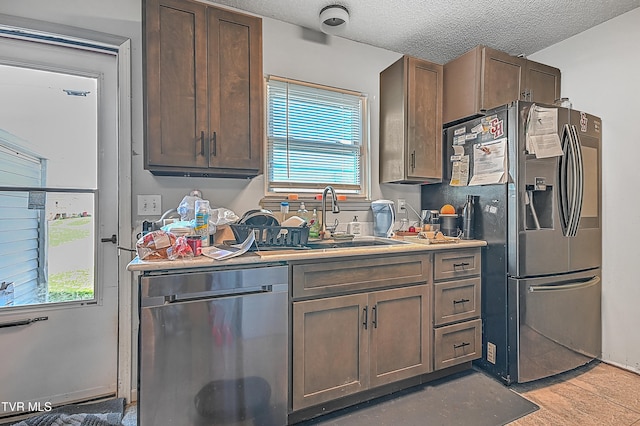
[304,237,409,250]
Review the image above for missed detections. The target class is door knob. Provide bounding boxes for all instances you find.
[101,234,117,244]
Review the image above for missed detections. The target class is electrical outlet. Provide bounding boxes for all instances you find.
[138,194,162,215]
[397,199,406,211]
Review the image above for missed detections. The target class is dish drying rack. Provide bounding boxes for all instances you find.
[230,224,310,250]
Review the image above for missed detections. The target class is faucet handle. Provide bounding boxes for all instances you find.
[325,218,339,232]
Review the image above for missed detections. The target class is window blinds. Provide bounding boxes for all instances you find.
[266,78,365,193]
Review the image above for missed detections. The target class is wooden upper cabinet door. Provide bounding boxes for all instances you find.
[144,0,209,169]
[443,46,561,124]
[208,7,263,172]
[407,57,443,181]
[442,46,482,125]
[481,46,526,112]
[525,60,561,105]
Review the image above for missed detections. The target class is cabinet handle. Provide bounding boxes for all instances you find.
[453,262,470,269]
[453,298,470,305]
[411,151,416,170]
[200,131,205,156]
[362,306,368,330]
[372,305,377,329]
[453,342,470,350]
[211,131,217,156]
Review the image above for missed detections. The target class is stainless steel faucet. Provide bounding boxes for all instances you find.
[321,185,340,239]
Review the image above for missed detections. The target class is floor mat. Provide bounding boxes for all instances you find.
[299,369,539,426]
[9,398,124,426]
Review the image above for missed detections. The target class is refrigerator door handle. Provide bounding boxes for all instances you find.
[565,125,578,237]
[558,124,572,235]
[569,125,584,237]
[529,276,600,293]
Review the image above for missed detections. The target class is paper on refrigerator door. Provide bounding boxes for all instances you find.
[450,146,469,186]
[468,138,508,186]
[526,104,564,158]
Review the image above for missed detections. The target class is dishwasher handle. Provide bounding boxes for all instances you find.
[164,285,275,304]
[140,285,279,307]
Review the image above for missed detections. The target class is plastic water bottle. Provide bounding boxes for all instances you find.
[194,199,210,246]
[297,202,309,222]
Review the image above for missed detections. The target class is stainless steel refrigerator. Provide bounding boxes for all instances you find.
[422,100,602,384]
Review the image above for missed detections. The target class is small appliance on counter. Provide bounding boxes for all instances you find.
[439,214,460,237]
[371,200,395,238]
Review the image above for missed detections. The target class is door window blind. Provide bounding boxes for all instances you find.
[266,77,366,193]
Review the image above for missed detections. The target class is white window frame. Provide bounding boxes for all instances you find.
[264,75,370,200]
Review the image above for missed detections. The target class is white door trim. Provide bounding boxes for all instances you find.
[0,14,133,403]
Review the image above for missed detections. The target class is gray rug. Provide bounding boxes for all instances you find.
[299,369,539,426]
[10,398,124,426]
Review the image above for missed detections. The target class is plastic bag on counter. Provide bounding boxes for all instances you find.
[177,195,201,221]
[136,231,195,260]
[136,230,177,260]
[161,220,194,236]
[167,236,194,260]
[210,208,240,226]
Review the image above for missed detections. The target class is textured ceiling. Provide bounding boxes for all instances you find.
[210,0,640,64]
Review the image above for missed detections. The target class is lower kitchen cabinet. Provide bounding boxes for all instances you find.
[434,318,482,370]
[369,286,431,387]
[292,284,430,411]
[292,293,368,410]
[432,248,482,370]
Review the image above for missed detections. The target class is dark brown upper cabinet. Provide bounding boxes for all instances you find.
[143,0,263,177]
[443,45,561,125]
[380,56,443,184]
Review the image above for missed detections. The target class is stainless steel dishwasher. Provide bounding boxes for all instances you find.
[138,264,288,426]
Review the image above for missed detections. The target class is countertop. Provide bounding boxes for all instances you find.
[126,237,487,273]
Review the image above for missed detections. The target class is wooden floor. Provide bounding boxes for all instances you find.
[120,361,640,426]
[508,361,640,425]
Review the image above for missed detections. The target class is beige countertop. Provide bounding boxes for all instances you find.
[126,238,487,273]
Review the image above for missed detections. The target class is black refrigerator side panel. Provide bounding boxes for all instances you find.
[422,116,512,383]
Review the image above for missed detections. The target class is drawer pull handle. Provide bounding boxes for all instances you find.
[362,306,368,330]
[453,342,470,350]
[453,262,470,269]
[453,298,470,305]
[372,305,377,329]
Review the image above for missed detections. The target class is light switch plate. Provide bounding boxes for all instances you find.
[137,194,162,216]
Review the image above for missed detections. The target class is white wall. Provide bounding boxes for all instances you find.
[530,7,640,373]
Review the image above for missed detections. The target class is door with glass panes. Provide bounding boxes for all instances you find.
[0,33,119,416]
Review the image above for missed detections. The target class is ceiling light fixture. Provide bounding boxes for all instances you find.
[319,5,349,35]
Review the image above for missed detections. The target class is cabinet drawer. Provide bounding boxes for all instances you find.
[433,277,481,326]
[292,254,431,299]
[434,319,482,370]
[434,249,481,281]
